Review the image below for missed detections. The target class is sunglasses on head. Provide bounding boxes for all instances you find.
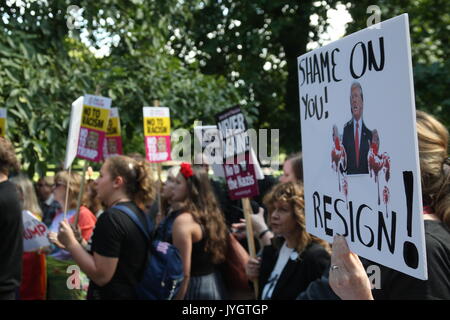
[53,182,66,188]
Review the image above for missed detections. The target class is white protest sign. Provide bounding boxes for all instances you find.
[194,125,225,177]
[194,125,264,179]
[64,96,83,169]
[297,14,426,279]
[23,210,50,252]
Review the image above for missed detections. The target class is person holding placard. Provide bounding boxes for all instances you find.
[0,137,22,300]
[47,171,97,258]
[329,111,450,300]
[342,82,373,175]
[11,175,48,300]
[57,155,155,300]
[164,163,228,300]
[246,182,331,300]
[46,171,96,299]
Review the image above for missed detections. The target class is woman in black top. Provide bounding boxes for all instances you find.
[0,137,22,300]
[330,110,450,300]
[246,182,331,300]
[58,155,155,299]
[168,163,228,300]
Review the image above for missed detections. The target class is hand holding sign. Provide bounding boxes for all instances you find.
[329,235,374,300]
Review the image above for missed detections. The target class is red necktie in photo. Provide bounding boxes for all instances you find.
[355,122,360,168]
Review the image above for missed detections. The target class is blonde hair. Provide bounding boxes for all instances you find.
[55,170,86,210]
[416,110,450,228]
[264,182,330,254]
[11,174,42,219]
[106,155,155,211]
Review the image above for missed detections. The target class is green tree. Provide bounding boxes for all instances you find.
[345,0,450,124]
[0,0,242,177]
[168,0,339,153]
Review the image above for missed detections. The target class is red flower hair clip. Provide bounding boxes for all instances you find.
[180,162,194,179]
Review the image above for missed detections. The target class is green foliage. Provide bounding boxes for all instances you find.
[168,0,340,153]
[345,0,450,126]
[1,0,448,178]
[0,0,241,177]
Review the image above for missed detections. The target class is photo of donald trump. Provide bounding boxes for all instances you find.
[342,81,373,175]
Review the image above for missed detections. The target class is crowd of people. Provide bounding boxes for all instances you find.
[0,110,449,300]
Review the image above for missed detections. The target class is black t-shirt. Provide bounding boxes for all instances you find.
[371,220,450,300]
[88,202,149,300]
[0,180,23,294]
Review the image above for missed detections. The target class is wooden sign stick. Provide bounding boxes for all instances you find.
[63,166,72,220]
[73,160,88,227]
[72,86,100,227]
[241,196,259,299]
[153,99,163,217]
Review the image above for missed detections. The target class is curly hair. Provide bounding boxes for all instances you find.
[179,165,228,264]
[416,110,450,228]
[106,155,155,211]
[0,137,20,175]
[264,182,330,254]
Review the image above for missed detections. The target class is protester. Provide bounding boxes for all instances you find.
[57,155,155,300]
[46,170,97,299]
[85,179,104,217]
[47,171,97,259]
[329,110,450,300]
[279,153,303,184]
[159,163,228,300]
[11,175,48,300]
[232,153,304,247]
[148,165,178,225]
[245,182,330,299]
[36,176,61,227]
[0,137,22,300]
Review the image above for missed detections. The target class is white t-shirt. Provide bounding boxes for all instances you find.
[261,242,294,300]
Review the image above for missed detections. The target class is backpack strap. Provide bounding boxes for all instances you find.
[112,205,153,240]
[160,210,183,243]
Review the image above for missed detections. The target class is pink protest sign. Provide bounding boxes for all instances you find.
[143,107,171,162]
[76,94,111,162]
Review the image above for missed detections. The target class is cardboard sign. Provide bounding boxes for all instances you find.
[23,210,50,252]
[297,14,426,279]
[194,125,225,177]
[216,106,259,200]
[77,94,112,162]
[103,108,123,158]
[143,107,171,162]
[0,108,6,137]
[194,125,265,180]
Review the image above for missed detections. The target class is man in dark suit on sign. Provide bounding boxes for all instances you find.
[342,82,372,175]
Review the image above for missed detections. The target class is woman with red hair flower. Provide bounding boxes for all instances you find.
[156,163,229,300]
